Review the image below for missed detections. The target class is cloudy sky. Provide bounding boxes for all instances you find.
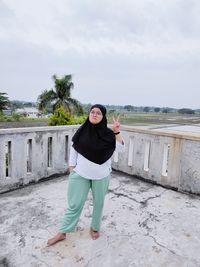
[0,0,200,109]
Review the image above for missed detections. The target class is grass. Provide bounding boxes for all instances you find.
[107,112,200,126]
[0,117,49,129]
[1,112,200,129]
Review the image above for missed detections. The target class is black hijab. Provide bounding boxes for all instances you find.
[72,104,116,164]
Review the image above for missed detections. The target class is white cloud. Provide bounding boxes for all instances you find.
[1,0,200,57]
[0,0,200,108]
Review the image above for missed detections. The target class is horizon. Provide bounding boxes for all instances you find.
[7,98,199,111]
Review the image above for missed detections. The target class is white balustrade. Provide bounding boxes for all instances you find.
[0,126,78,192]
[1,125,200,195]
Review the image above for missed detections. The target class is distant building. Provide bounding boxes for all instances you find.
[2,109,12,116]
[16,107,41,118]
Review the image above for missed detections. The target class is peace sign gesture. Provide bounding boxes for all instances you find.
[112,115,121,133]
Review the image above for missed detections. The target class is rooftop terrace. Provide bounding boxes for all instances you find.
[1,124,200,266]
[1,171,200,267]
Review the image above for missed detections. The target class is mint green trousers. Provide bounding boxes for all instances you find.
[60,171,110,233]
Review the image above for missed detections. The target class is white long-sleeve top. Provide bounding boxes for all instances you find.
[69,141,125,180]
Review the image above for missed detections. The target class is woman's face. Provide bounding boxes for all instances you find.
[89,107,103,124]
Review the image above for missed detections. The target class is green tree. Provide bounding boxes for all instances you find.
[162,107,173,113]
[178,108,195,114]
[48,106,86,126]
[143,106,150,112]
[124,105,135,112]
[154,107,160,112]
[0,92,10,112]
[37,74,83,115]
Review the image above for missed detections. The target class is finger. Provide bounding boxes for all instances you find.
[112,116,116,123]
[117,114,120,122]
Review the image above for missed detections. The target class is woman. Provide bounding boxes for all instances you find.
[47,104,124,246]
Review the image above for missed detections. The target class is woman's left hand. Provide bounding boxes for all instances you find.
[112,115,121,133]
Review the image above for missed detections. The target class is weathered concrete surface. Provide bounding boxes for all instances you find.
[1,171,200,267]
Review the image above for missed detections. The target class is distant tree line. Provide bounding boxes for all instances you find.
[0,75,199,118]
[1,97,199,116]
[177,108,195,114]
[122,105,197,114]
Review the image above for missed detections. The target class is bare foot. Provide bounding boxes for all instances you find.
[47,233,66,246]
[90,228,100,240]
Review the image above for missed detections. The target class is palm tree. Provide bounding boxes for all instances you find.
[37,74,83,115]
[0,92,10,111]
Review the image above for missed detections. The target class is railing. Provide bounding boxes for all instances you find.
[113,126,200,195]
[0,126,78,193]
[0,125,200,195]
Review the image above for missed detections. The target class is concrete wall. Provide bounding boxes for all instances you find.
[0,125,200,195]
[0,126,78,193]
[113,126,200,195]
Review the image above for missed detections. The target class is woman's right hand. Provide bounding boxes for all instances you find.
[112,115,121,133]
[69,166,75,173]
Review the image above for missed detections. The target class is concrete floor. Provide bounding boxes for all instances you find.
[1,171,200,267]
